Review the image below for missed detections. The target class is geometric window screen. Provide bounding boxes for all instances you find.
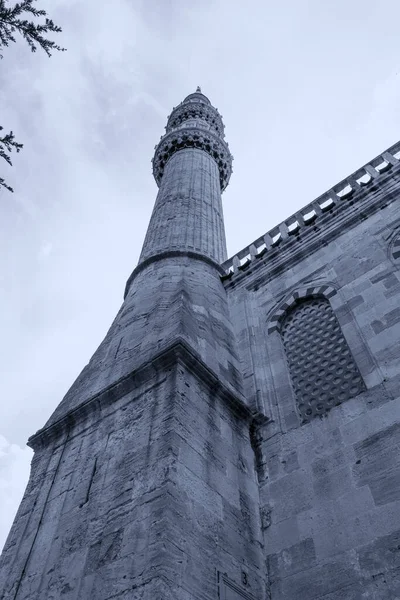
[281,297,365,424]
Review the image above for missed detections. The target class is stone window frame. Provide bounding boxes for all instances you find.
[263,283,377,432]
[389,230,400,263]
[267,285,337,335]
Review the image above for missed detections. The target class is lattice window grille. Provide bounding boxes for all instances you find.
[281,297,365,424]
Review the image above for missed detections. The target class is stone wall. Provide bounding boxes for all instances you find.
[226,195,400,598]
[3,92,400,600]
[0,353,266,599]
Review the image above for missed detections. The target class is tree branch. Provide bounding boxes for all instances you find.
[0,0,65,191]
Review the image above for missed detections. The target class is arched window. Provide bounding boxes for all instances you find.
[281,296,365,424]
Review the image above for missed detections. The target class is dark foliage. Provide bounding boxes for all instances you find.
[0,127,23,192]
[0,0,65,192]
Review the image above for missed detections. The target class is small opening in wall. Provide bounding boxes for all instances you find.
[287,221,300,234]
[356,172,371,186]
[256,244,267,257]
[220,267,234,281]
[375,160,391,173]
[271,233,282,246]
[303,210,317,224]
[336,184,353,199]
[239,255,251,270]
[319,198,335,212]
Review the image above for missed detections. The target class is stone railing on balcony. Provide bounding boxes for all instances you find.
[221,141,400,281]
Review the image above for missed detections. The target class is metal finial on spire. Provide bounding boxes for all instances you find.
[196,86,202,93]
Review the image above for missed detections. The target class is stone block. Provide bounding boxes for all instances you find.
[175,461,224,519]
[269,554,359,600]
[315,582,364,600]
[267,537,316,582]
[362,566,400,600]
[353,422,400,505]
[358,529,400,577]
[340,398,400,445]
[263,515,301,555]
[346,294,365,309]
[262,448,299,483]
[312,465,353,502]
[267,470,313,523]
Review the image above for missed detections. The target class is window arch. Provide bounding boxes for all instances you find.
[390,233,400,262]
[281,296,365,424]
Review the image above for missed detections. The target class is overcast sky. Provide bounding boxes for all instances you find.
[1,0,400,550]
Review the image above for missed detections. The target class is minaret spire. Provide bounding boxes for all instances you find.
[139,90,232,266]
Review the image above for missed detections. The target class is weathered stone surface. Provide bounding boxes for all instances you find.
[267,538,317,581]
[0,362,265,599]
[0,89,267,600]
[269,553,360,600]
[2,91,400,600]
[227,164,400,597]
[353,422,400,505]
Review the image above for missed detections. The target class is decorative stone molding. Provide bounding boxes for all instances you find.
[267,285,337,334]
[152,128,233,191]
[221,141,400,281]
[152,88,231,191]
[124,249,225,299]
[166,101,224,136]
[28,338,251,450]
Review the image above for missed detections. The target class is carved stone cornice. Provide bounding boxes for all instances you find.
[166,101,224,137]
[220,141,400,287]
[124,249,226,299]
[27,338,251,450]
[152,127,233,191]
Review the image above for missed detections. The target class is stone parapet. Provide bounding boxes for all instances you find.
[221,141,400,283]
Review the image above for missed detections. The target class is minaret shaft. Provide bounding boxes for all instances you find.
[140,148,227,264]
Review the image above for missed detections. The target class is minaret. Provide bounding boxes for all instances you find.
[0,91,266,599]
[140,86,230,265]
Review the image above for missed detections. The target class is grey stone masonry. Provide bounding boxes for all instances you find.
[0,90,266,599]
[140,89,232,266]
[140,148,228,265]
[0,352,265,600]
[3,88,400,600]
[41,255,244,431]
[225,141,400,599]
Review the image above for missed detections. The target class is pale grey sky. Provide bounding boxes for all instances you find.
[1,0,400,550]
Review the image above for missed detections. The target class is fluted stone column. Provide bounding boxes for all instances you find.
[140,148,228,264]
